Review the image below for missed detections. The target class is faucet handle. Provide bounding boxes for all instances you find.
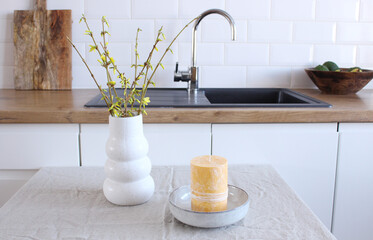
[174,62,191,82]
[175,62,179,73]
[174,62,182,82]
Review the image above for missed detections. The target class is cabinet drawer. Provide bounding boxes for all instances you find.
[0,124,79,169]
[80,123,211,166]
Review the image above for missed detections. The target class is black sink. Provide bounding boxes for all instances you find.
[85,88,331,108]
[204,88,323,105]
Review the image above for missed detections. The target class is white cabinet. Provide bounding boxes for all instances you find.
[80,123,211,166]
[3,120,372,236]
[0,124,80,169]
[0,124,80,207]
[333,123,373,240]
[212,123,338,229]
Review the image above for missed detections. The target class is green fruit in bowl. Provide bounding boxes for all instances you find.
[348,67,362,72]
[323,61,340,71]
[314,65,329,71]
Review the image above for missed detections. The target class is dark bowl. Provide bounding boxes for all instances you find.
[305,68,373,95]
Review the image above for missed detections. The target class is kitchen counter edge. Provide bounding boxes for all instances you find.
[0,89,372,123]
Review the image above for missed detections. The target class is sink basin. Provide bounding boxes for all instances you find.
[85,88,331,108]
[204,88,326,106]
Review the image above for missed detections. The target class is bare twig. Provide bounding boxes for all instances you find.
[66,36,111,110]
[69,15,197,117]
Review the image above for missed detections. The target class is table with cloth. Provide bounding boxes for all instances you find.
[0,165,336,239]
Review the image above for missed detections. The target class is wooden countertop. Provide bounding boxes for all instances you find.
[0,89,372,123]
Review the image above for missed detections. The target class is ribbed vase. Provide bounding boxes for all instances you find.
[103,114,154,205]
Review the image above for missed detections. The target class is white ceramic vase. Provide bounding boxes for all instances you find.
[103,114,154,205]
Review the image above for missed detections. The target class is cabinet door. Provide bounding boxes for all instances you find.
[333,123,373,240]
[0,124,80,169]
[80,123,211,166]
[212,123,338,230]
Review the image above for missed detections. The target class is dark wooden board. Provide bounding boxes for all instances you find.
[13,0,72,90]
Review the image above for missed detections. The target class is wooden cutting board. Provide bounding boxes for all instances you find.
[13,0,72,90]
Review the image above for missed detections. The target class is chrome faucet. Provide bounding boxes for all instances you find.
[174,9,236,94]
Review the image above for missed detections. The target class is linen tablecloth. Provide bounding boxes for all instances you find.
[0,165,336,239]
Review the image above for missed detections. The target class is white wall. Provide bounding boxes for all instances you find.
[1,0,373,89]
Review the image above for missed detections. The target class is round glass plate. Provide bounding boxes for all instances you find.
[168,185,249,228]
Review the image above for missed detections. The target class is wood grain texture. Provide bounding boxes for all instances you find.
[13,2,72,90]
[0,89,372,123]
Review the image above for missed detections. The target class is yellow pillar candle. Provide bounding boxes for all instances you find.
[191,155,228,212]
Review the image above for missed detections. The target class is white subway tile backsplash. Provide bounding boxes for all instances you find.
[226,0,270,20]
[119,65,136,82]
[272,0,315,20]
[154,65,188,88]
[0,0,33,19]
[152,42,180,66]
[355,54,373,87]
[179,0,225,19]
[357,46,373,66]
[108,43,132,66]
[72,43,85,66]
[316,0,359,21]
[0,19,12,42]
[270,44,313,66]
[178,42,224,66]
[337,23,373,43]
[155,20,182,42]
[86,43,131,66]
[248,21,292,43]
[83,63,181,89]
[48,0,84,21]
[201,19,247,42]
[1,0,373,90]
[133,42,179,66]
[313,45,356,66]
[360,0,373,21]
[72,66,101,89]
[0,43,13,66]
[131,42,152,65]
[109,20,154,42]
[200,66,246,88]
[291,67,317,89]
[0,66,14,89]
[73,65,133,89]
[358,64,373,71]
[72,20,88,43]
[85,0,130,19]
[132,0,177,19]
[293,22,336,43]
[177,43,190,65]
[155,19,201,43]
[225,43,269,65]
[247,66,291,88]
[72,19,102,43]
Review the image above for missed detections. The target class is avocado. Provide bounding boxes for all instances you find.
[323,61,340,71]
[348,67,362,72]
[315,65,329,71]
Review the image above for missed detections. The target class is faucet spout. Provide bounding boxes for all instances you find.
[174,9,236,95]
[192,9,236,67]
